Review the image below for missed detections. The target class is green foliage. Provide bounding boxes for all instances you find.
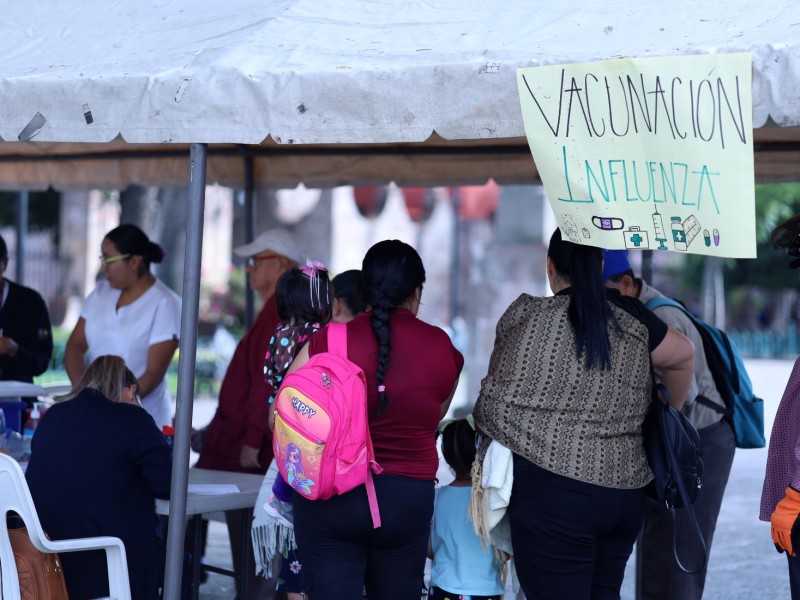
[653,182,800,328]
[0,189,60,231]
[726,182,800,290]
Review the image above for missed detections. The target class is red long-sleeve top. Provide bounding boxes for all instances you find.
[196,295,279,474]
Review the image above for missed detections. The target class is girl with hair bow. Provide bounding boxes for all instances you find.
[252,260,333,599]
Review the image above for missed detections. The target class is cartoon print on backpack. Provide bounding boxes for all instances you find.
[274,419,321,498]
[285,443,316,495]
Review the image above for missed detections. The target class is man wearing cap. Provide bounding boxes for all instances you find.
[603,249,735,600]
[196,228,304,600]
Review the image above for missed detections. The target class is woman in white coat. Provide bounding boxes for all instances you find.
[64,224,181,428]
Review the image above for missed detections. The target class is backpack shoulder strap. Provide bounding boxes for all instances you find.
[645,296,687,314]
[326,322,348,358]
[646,295,740,407]
[646,296,706,338]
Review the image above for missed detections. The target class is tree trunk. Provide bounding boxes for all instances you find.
[155,188,188,295]
[701,257,726,329]
[118,185,161,232]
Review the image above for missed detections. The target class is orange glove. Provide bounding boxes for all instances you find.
[771,487,800,556]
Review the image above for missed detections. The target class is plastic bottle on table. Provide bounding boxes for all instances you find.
[162,425,175,455]
[23,403,41,440]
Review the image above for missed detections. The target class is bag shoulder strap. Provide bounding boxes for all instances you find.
[326,321,382,529]
[645,295,687,314]
[326,322,348,358]
[646,296,742,399]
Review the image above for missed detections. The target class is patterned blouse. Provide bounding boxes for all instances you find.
[263,321,321,403]
[474,290,667,489]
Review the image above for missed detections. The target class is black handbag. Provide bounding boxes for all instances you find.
[642,381,708,574]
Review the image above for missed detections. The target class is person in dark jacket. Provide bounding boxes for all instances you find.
[26,355,172,600]
[0,233,53,384]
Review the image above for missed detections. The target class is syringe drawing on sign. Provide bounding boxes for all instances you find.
[652,208,668,250]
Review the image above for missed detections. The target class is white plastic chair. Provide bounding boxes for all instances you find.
[0,453,132,600]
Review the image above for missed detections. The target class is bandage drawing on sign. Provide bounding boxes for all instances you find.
[669,215,702,251]
[683,215,701,247]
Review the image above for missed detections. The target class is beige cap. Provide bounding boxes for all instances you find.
[233,229,305,264]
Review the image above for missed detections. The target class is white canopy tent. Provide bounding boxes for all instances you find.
[2,0,800,188]
[3,1,800,596]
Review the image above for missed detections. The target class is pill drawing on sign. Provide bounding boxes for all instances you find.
[713,229,720,246]
[703,230,711,247]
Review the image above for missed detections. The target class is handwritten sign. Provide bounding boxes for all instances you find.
[518,53,755,258]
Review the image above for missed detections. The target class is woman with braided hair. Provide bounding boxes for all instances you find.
[284,239,464,600]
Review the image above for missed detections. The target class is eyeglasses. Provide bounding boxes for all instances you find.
[99,253,131,266]
[245,254,282,269]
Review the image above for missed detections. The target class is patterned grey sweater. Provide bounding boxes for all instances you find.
[474,293,655,489]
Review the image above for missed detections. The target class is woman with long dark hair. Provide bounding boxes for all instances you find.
[64,224,181,428]
[279,239,464,600]
[474,228,695,599]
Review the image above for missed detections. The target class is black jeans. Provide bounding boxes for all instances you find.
[508,455,646,600]
[293,475,434,600]
[636,419,736,600]
[788,551,800,599]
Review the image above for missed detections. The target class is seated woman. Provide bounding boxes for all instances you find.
[25,355,172,600]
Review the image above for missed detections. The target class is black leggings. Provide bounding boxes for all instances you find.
[293,475,434,600]
[509,455,645,600]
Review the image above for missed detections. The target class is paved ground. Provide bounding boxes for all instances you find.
[188,358,795,599]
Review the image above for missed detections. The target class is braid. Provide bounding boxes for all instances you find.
[370,294,394,413]
[361,239,427,413]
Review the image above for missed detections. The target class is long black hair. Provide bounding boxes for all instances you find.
[105,224,164,271]
[547,228,614,370]
[361,240,426,411]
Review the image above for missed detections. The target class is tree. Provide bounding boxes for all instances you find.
[726,182,800,290]
[674,183,800,329]
[0,189,60,232]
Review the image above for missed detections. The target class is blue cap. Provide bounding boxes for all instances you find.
[602,249,632,281]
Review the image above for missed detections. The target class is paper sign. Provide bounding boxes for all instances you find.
[517,53,755,258]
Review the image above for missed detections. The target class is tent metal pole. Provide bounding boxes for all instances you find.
[163,143,207,600]
[244,153,256,327]
[15,191,28,284]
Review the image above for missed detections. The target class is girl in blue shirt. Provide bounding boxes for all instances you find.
[429,417,504,600]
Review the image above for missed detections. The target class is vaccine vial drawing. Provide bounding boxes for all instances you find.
[671,217,687,251]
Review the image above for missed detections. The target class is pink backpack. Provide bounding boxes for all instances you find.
[273,322,383,527]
